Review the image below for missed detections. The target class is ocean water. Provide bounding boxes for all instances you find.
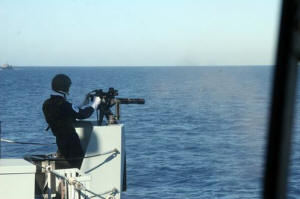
[0,66,299,199]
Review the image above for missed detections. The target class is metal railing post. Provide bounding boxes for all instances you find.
[48,170,52,199]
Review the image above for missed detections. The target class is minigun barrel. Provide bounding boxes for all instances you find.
[116,98,145,104]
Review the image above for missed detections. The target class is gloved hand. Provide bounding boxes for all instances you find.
[91,96,101,109]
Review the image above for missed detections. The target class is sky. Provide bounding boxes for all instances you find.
[0,0,281,66]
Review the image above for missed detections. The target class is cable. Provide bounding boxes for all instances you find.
[25,148,119,162]
[0,138,55,146]
[1,138,119,161]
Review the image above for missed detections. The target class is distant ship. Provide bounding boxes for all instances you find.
[1,64,13,69]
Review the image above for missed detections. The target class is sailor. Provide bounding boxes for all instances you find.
[42,74,100,168]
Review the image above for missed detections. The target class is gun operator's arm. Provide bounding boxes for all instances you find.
[62,97,101,120]
[63,102,94,119]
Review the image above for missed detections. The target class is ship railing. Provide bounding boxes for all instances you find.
[41,164,118,199]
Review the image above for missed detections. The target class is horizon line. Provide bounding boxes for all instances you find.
[11,65,273,67]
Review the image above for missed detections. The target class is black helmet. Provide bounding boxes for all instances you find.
[51,74,72,93]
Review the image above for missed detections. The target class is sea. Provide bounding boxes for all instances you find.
[0,66,300,199]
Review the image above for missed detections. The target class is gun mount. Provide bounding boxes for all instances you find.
[89,88,145,125]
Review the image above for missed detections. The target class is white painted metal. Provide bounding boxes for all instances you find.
[0,159,36,199]
[75,121,125,199]
[53,168,91,199]
[0,122,124,199]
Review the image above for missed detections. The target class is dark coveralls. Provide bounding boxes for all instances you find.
[43,95,94,168]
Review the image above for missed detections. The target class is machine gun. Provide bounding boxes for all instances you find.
[88,88,145,125]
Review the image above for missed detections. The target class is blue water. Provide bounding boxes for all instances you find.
[0,66,299,199]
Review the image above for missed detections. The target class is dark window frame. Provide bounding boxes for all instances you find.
[264,0,299,198]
